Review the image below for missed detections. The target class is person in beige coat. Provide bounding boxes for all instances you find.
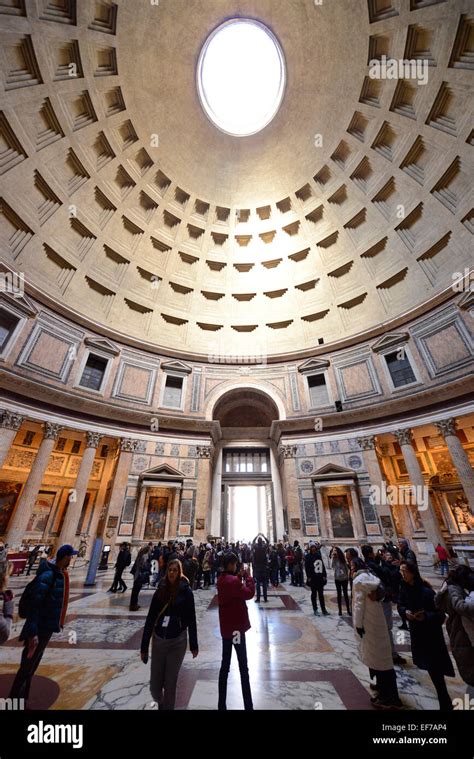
[351,558,402,710]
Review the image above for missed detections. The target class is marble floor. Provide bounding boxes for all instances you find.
[0,563,467,711]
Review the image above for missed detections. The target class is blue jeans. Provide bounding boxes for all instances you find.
[218,633,253,710]
[440,560,449,576]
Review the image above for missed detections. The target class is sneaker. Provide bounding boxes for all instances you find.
[322,610,330,616]
[338,611,342,616]
[313,609,319,616]
[129,605,140,611]
[264,599,268,602]
[255,598,261,603]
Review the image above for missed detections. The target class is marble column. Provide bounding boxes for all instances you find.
[436,418,474,513]
[314,485,331,540]
[7,422,62,548]
[357,435,394,535]
[87,442,118,555]
[394,428,442,549]
[58,431,102,547]
[105,438,137,555]
[269,446,285,541]
[133,485,148,541]
[379,444,413,539]
[195,445,213,539]
[0,410,24,469]
[279,445,300,541]
[349,483,367,540]
[209,447,223,537]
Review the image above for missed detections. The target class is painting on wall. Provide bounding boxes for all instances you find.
[144,496,168,540]
[26,491,56,535]
[327,494,354,538]
[0,482,22,535]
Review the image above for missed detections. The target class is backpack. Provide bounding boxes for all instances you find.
[18,574,53,619]
[294,546,303,562]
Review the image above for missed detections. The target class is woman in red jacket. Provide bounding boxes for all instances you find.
[217,552,255,710]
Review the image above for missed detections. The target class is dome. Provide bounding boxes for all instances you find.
[1,0,472,359]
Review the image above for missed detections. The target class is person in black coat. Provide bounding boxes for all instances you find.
[108,542,131,593]
[129,545,151,611]
[141,559,198,710]
[9,545,77,704]
[398,561,455,711]
[305,542,328,616]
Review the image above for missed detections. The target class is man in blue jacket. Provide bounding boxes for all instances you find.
[9,544,76,704]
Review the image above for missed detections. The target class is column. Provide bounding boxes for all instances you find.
[7,422,62,548]
[168,486,181,539]
[269,446,285,540]
[88,441,119,554]
[379,443,413,539]
[195,445,213,539]
[58,431,102,547]
[279,444,300,541]
[314,485,331,540]
[357,435,394,535]
[133,484,148,540]
[349,483,367,540]
[436,418,474,513]
[105,438,137,555]
[394,428,442,549]
[0,410,24,469]
[209,447,222,537]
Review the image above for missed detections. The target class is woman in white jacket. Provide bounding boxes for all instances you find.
[351,558,402,709]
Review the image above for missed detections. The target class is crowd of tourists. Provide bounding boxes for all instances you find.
[1,535,473,712]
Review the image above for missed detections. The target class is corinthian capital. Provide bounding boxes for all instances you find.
[1,410,24,431]
[435,418,458,439]
[394,428,413,447]
[197,444,214,459]
[86,431,102,449]
[120,438,137,453]
[356,435,377,451]
[43,422,63,440]
[279,444,298,460]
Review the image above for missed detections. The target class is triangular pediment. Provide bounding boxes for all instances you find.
[0,289,38,317]
[298,358,330,374]
[313,463,355,476]
[371,332,409,353]
[84,336,120,356]
[140,463,185,479]
[161,359,192,375]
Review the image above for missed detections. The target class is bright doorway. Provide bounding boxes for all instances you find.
[226,484,272,542]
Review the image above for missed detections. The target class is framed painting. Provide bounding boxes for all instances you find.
[144,496,168,540]
[290,518,301,530]
[0,482,22,535]
[327,493,354,538]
